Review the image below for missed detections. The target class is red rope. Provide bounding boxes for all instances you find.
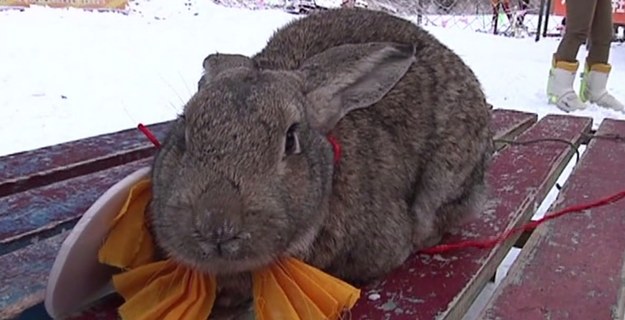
[326,134,342,166]
[419,189,625,254]
[138,123,161,149]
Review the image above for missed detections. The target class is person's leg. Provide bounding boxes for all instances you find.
[554,0,597,62]
[500,0,513,22]
[547,0,597,112]
[586,0,613,65]
[491,0,500,34]
[491,0,514,32]
[516,0,529,26]
[580,0,624,110]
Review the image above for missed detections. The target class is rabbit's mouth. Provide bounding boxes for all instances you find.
[169,245,279,275]
[163,226,322,275]
[161,235,286,275]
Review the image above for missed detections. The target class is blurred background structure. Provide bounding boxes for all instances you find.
[276,0,566,38]
[2,0,623,41]
[268,0,624,42]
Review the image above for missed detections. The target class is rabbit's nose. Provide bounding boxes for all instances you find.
[194,220,242,257]
[212,226,251,257]
[212,221,237,242]
[215,234,240,256]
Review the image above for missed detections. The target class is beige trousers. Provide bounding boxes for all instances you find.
[554,0,614,66]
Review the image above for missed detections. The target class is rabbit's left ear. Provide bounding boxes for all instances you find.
[299,42,415,133]
[198,53,256,90]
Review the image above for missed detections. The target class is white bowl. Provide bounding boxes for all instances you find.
[44,166,151,319]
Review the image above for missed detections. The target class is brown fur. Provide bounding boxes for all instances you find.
[149,8,494,319]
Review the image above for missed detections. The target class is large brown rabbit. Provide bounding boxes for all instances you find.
[149,7,494,318]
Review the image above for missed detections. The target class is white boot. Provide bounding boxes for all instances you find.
[580,63,624,111]
[547,59,587,112]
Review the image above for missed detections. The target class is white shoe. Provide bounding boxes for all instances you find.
[580,63,624,111]
[547,59,587,112]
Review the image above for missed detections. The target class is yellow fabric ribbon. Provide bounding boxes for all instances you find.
[97,178,361,320]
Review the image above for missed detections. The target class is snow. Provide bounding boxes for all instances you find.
[0,1,296,156]
[1,1,623,157]
[1,0,624,318]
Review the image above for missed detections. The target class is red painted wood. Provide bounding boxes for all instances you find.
[0,232,67,320]
[490,109,537,140]
[480,118,625,320]
[0,159,152,255]
[349,115,592,319]
[0,110,531,200]
[0,121,170,198]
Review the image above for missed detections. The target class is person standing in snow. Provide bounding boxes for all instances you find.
[547,0,623,112]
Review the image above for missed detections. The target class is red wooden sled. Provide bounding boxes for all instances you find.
[1,108,624,319]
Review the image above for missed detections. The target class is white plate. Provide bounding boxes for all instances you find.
[44,166,151,319]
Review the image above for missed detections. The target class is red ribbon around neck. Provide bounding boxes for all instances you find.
[326,134,342,166]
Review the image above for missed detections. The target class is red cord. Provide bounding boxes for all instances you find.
[419,189,625,254]
[326,134,341,166]
[137,122,625,255]
[138,123,161,149]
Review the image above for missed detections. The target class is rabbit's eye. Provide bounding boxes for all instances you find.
[285,123,301,156]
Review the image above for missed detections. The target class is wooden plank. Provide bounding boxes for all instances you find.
[0,121,171,198]
[490,109,537,149]
[0,110,530,200]
[349,114,592,319]
[0,232,68,320]
[479,118,625,320]
[0,158,151,256]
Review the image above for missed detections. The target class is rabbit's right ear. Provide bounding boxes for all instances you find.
[299,42,416,133]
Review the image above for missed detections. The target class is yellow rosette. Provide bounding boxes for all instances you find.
[97,179,361,320]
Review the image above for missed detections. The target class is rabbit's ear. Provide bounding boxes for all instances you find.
[300,42,416,133]
[199,53,256,89]
[202,53,255,73]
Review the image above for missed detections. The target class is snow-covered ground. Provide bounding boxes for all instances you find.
[1,1,623,157]
[1,1,624,318]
